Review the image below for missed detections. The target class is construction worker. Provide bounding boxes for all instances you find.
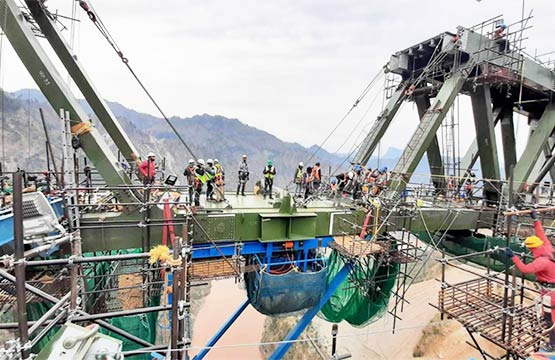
[193,159,209,207]
[139,152,156,186]
[505,209,555,351]
[335,171,354,194]
[237,155,249,196]
[352,164,364,200]
[214,159,225,202]
[313,162,322,191]
[294,162,304,197]
[330,177,338,198]
[303,166,313,200]
[205,159,216,201]
[464,178,474,205]
[493,23,510,53]
[263,160,276,199]
[183,159,196,204]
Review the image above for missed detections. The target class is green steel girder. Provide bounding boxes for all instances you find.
[25,0,140,166]
[387,68,470,195]
[354,84,407,165]
[415,94,444,190]
[0,0,135,203]
[513,105,555,191]
[78,204,494,253]
[470,84,500,181]
[500,105,517,179]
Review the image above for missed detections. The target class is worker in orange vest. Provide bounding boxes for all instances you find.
[313,162,322,191]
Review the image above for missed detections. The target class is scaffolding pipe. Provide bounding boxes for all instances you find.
[0,268,160,351]
[28,291,71,336]
[13,172,30,359]
[25,251,150,267]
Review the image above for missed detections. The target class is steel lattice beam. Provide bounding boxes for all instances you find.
[386,66,471,195]
[354,84,407,165]
[0,0,136,203]
[415,94,444,192]
[25,0,140,167]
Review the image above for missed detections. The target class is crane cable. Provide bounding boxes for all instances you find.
[302,66,385,168]
[77,0,198,160]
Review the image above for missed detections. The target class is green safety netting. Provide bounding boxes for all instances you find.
[26,248,160,360]
[415,230,527,272]
[318,249,399,327]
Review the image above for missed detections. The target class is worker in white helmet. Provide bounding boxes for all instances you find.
[294,162,304,197]
[139,152,157,186]
[237,155,249,196]
[183,159,196,203]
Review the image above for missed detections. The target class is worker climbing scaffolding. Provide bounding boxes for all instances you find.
[505,208,555,353]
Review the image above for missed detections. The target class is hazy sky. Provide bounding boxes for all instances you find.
[1,0,554,161]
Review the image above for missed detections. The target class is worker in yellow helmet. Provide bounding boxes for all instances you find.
[504,208,555,352]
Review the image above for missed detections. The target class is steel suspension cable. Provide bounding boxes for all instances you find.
[77,1,198,160]
[301,67,385,167]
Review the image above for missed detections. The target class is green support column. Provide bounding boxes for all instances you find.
[543,136,555,182]
[25,0,140,166]
[0,0,135,203]
[415,94,444,192]
[470,84,500,181]
[386,68,471,196]
[500,105,517,179]
[459,108,501,183]
[354,84,407,165]
[513,105,555,191]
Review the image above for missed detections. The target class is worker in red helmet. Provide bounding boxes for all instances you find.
[505,208,555,351]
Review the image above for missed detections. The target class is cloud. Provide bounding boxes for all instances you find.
[1,0,553,161]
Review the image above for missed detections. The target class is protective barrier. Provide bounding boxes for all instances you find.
[318,250,399,327]
[245,264,327,315]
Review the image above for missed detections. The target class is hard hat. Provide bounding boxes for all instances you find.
[207,158,213,165]
[267,160,273,165]
[524,236,543,249]
[147,152,155,158]
[348,171,354,179]
[331,177,337,184]
[299,162,304,167]
[355,164,362,171]
[496,23,507,30]
[380,166,388,172]
[197,159,205,165]
[242,154,247,158]
[188,159,195,164]
[214,159,219,163]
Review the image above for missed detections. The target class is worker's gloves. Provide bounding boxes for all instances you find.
[531,207,539,220]
[504,248,515,257]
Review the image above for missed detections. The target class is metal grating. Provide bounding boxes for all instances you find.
[22,200,41,219]
[439,277,547,358]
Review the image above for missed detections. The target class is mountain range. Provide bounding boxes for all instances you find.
[0,89,357,188]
